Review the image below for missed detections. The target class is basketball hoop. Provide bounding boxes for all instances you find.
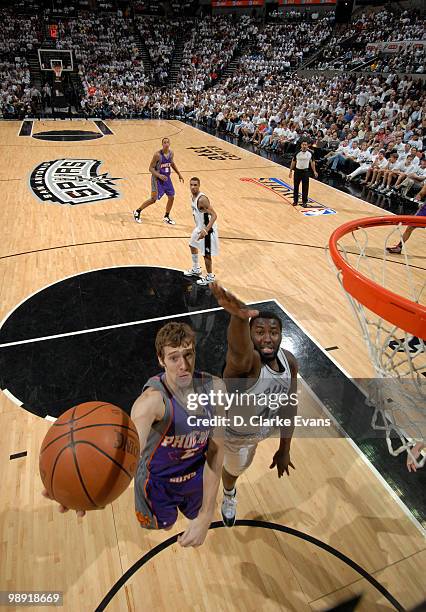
[329,215,426,468]
[53,65,62,81]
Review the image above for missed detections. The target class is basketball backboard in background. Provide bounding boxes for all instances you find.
[38,49,73,72]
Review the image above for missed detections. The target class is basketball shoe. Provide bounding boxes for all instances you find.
[221,488,237,527]
[386,242,402,254]
[163,215,176,225]
[197,273,215,285]
[184,267,202,277]
[133,209,142,223]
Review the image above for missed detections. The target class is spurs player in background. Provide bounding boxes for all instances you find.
[133,137,184,225]
[211,283,298,527]
[184,177,219,286]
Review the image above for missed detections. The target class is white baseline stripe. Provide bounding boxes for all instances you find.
[2,388,23,406]
[0,306,225,348]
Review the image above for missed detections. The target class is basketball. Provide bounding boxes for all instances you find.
[39,402,140,511]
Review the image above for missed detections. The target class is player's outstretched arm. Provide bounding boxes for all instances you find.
[210,283,259,377]
[178,378,225,548]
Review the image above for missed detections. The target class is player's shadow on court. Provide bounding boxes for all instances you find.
[322,477,416,559]
[209,507,360,607]
[210,508,396,610]
[199,556,300,611]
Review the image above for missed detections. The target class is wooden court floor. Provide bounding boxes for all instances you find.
[0,119,425,611]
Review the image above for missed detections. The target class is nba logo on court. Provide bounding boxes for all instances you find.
[29,159,121,205]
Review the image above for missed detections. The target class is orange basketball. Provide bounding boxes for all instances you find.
[39,402,140,511]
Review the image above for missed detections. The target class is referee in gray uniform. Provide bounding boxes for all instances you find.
[289,140,318,206]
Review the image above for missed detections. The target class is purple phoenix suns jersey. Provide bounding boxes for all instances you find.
[152,150,175,198]
[138,372,214,482]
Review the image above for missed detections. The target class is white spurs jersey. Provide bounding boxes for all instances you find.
[191,191,217,232]
[227,347,292,439]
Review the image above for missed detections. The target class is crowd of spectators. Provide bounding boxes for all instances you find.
[0,8,425,159]
[0,10,43,118]
[54,13,147,115]
[180,71,425,201]
[241,16,333,76]
[315,9,425,73]
[174,15,255,92]
[136,16,186,85]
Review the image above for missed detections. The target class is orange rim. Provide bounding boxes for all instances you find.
[329,215,426,339]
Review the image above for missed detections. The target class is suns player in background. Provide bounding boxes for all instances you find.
[133,137,184,225]
[131,322,225,547]
[184,177,219,286]
[211,283,298,527]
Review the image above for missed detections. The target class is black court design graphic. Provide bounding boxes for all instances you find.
[32,130,104,142]
[187,145,241,161]
[29,159,121,205]
[27,120,112,141]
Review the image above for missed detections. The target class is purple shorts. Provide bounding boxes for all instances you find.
[136,469,203,529]
[152,175,175,199]
[416,202,426,217]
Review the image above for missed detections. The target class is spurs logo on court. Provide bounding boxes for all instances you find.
[29,159,121,205]
[241,177,337,216]
[187,145,241,161]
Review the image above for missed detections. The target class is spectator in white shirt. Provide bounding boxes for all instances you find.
[392,159,426,196]
[365,151,389,187]
[347,143,375,181]
[379,154,415,194]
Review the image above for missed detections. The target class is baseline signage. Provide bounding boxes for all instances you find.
[241,177,337,216]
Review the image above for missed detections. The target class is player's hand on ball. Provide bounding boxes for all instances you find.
[178,514,211,548]
[41,488,86,518]
[159,174,168,182]
[270,450,295,478]
[210,283,259,320]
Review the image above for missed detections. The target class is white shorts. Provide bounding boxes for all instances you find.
[223,434,260,477]
[189,227,219,257]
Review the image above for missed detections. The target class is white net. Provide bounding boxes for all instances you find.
[331,221,426,468]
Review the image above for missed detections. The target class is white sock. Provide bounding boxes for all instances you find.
[191,254,199,269]
[224,487,236,497]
